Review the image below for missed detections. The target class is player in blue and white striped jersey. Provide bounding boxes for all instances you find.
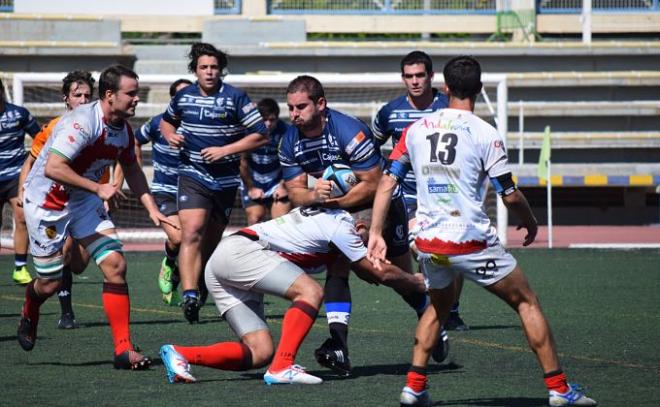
[135,78,192,306]
[0,78,40,285]
[373,51,448,219]
[239,98,291,225]
[279,75,427,376]
[160,43,268,323]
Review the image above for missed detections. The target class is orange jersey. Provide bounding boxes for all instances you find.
[31,116,111,184]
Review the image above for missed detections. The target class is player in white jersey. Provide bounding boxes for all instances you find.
[159,204,427,385]
[17,65,172,371]
[368,56,596,407]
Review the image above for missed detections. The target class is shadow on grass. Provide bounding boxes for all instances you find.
[438,396,548,406]
[346,361,462,380]
[79,319,187,328]
[184,363,462,384]
[456,325,520,332]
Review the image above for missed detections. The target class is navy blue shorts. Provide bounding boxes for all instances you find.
[383,194,409,257]
[177,176,236,225]
[154,192,178,217]
[0,177,18,205]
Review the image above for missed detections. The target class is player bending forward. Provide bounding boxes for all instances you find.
[160,204,427,385]
[17,65,171,369]
[368,56,597,407]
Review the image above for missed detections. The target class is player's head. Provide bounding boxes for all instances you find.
[169,78,193,97]
[188,42,227,94]
[62,70,95,111]
[400,51,434,98]
[443,55,483,103]
[99,65,140,119]
[286,75,326,135]
[257,98,280,132]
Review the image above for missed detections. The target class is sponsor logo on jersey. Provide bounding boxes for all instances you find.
[321,152,341,162]
[203,108,226,119]
[0,120,19,129]
[345,131,366,155]
[427,178,458,194]
[421,165,460,178]
[241,102,256,114]
[67,135,76,143]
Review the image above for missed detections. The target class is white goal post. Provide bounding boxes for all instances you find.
[4,71,509,245]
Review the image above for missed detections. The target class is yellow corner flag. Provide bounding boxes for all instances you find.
[537,126,551,180]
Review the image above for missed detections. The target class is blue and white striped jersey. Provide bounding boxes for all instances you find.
[246,119,289,193]
[372,89,448,200]
[0,103,39,182]
[279,108,382,180]
[162,82,268,191]
[136,113,179,196]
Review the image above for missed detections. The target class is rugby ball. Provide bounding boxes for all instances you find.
[322,164,359,198]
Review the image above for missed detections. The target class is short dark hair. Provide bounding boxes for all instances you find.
[98,65,139,100]
[286,75,325,103]
[169,78,193,97]
[187,42,228,73]
[257,98,280,118]
[62,70,95,97]
[0,78,5,104]
[401,50,433,74]
[443,55,483,100]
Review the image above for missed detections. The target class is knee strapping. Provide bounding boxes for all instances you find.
[34,255,64,279]
[87,234,123,265]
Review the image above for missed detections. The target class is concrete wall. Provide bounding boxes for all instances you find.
[11,0,660,34]
[14,0,214,16]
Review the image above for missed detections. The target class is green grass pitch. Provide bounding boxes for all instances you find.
[1,249,659,406]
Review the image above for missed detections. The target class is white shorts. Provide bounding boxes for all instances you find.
[24,195,115,258]
[418,242,517,290]
[205,234,303,335]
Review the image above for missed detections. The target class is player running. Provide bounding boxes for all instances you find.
[135,78,192,306]
[368,55,597,407]
[17,70,111,329]
[160,42,269,323]
[17,65,171,370]
[0,78,40,285]
[160,203,426,385]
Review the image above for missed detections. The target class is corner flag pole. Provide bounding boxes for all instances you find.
[547,159,553,248]
[538,126,553,248]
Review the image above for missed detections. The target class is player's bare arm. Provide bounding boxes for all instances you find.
[159,119,184,148]
[351,257,425,296]
[121,160,175,229]
[323,165,380,209]
[44,152,115,199]
[502,189,538,246]
[367,173,399,269]
[285,173,332,207]
[239,153,263,199]
[201,132,269,163]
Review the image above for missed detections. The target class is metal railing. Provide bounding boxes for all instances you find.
[268,0,497,14]
[538,0,660,13]
[214,0,242,14]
